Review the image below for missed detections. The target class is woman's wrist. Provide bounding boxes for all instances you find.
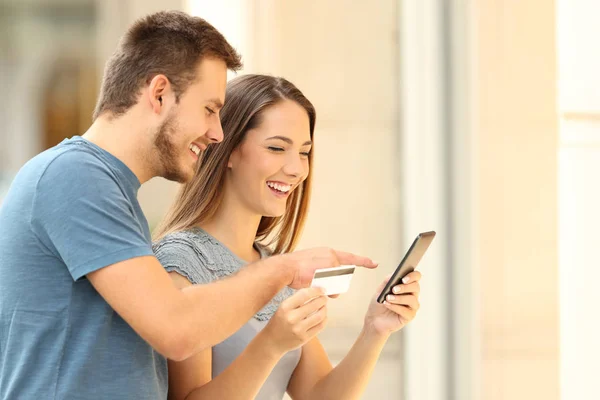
[361,320,391,342]
[254,327,287,360]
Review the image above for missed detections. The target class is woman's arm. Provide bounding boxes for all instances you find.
[170,329,284,400]
[167,347,211,400]
[168,272,329,400]
[286,272,422,400]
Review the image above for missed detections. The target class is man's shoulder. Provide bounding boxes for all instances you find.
[24,140,128,212]
[3,141,105,201]
[12,140,108,190]
[38,141,111,180]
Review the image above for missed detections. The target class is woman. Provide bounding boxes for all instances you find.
[153,75,422,400]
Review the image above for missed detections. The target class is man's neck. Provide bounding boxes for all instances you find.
[82,113,155,184]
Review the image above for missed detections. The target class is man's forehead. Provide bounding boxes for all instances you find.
[195,58,228,81]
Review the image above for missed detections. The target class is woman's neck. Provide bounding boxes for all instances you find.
[199,193,263,263]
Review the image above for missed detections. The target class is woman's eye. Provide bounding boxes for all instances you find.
[268,147,285,152]
[206,107,215,115]
[301,151,311,157]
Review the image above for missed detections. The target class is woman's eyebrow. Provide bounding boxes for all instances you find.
[266,135,312,146]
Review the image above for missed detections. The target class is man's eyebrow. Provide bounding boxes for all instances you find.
[208,98,224,109]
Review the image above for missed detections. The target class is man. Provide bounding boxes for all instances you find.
[0,10,376,400]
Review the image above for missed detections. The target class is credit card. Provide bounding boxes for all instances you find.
[310,265,356,295]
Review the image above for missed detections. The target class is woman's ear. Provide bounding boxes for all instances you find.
[228,148,240,169]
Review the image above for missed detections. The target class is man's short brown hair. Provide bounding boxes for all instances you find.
[93,10,242,120]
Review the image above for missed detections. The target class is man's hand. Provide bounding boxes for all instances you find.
[273,248,378,289]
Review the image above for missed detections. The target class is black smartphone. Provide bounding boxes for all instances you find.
[377,231,436,304]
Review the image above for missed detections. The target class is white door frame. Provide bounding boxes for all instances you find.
[399,1,479,399]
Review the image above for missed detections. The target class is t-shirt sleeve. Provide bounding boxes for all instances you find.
[153,236,215,285]
[30,151,153,281]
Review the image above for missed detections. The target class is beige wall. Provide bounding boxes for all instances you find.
[473,1,559,399]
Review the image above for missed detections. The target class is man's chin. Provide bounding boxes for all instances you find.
[162,167,193,184]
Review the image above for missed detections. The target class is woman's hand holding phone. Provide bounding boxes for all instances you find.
[363,271,422,336]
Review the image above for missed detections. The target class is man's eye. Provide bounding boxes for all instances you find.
[206,107,215,115]
[268,147,284,152]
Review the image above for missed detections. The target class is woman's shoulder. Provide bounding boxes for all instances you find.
[153,228,208,263]
[153,228,243,284]
[153,228,211,252]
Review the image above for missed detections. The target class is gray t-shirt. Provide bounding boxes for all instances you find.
[0,137,167,400]
[153,228,301,400]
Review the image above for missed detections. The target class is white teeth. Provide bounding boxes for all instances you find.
[189,144,201,156]
[267,181,291,193]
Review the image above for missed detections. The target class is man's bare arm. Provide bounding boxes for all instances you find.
[87,248,376,361]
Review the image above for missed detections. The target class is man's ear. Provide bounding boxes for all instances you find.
[147,74,170,114]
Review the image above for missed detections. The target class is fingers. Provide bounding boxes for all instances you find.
[382,301,416,322]
[390,281,420,295]
[383,293,420,310]
[288,293,328,322]
[305,315,328,336]
[283,287,325,309]
[401,271,421,284]
[298,304,328,331]
[287,247,377,290]
[333,250,378,269]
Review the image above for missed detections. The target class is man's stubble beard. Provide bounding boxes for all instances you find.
[153,111,192,183]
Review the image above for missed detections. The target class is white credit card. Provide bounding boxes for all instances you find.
[310,265,356,295]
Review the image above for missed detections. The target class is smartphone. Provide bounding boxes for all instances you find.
[377,231,436,304]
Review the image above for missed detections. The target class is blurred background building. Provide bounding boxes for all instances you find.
[0,0,597,399]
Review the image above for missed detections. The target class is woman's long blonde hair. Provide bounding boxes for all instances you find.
[153,75,316,255]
